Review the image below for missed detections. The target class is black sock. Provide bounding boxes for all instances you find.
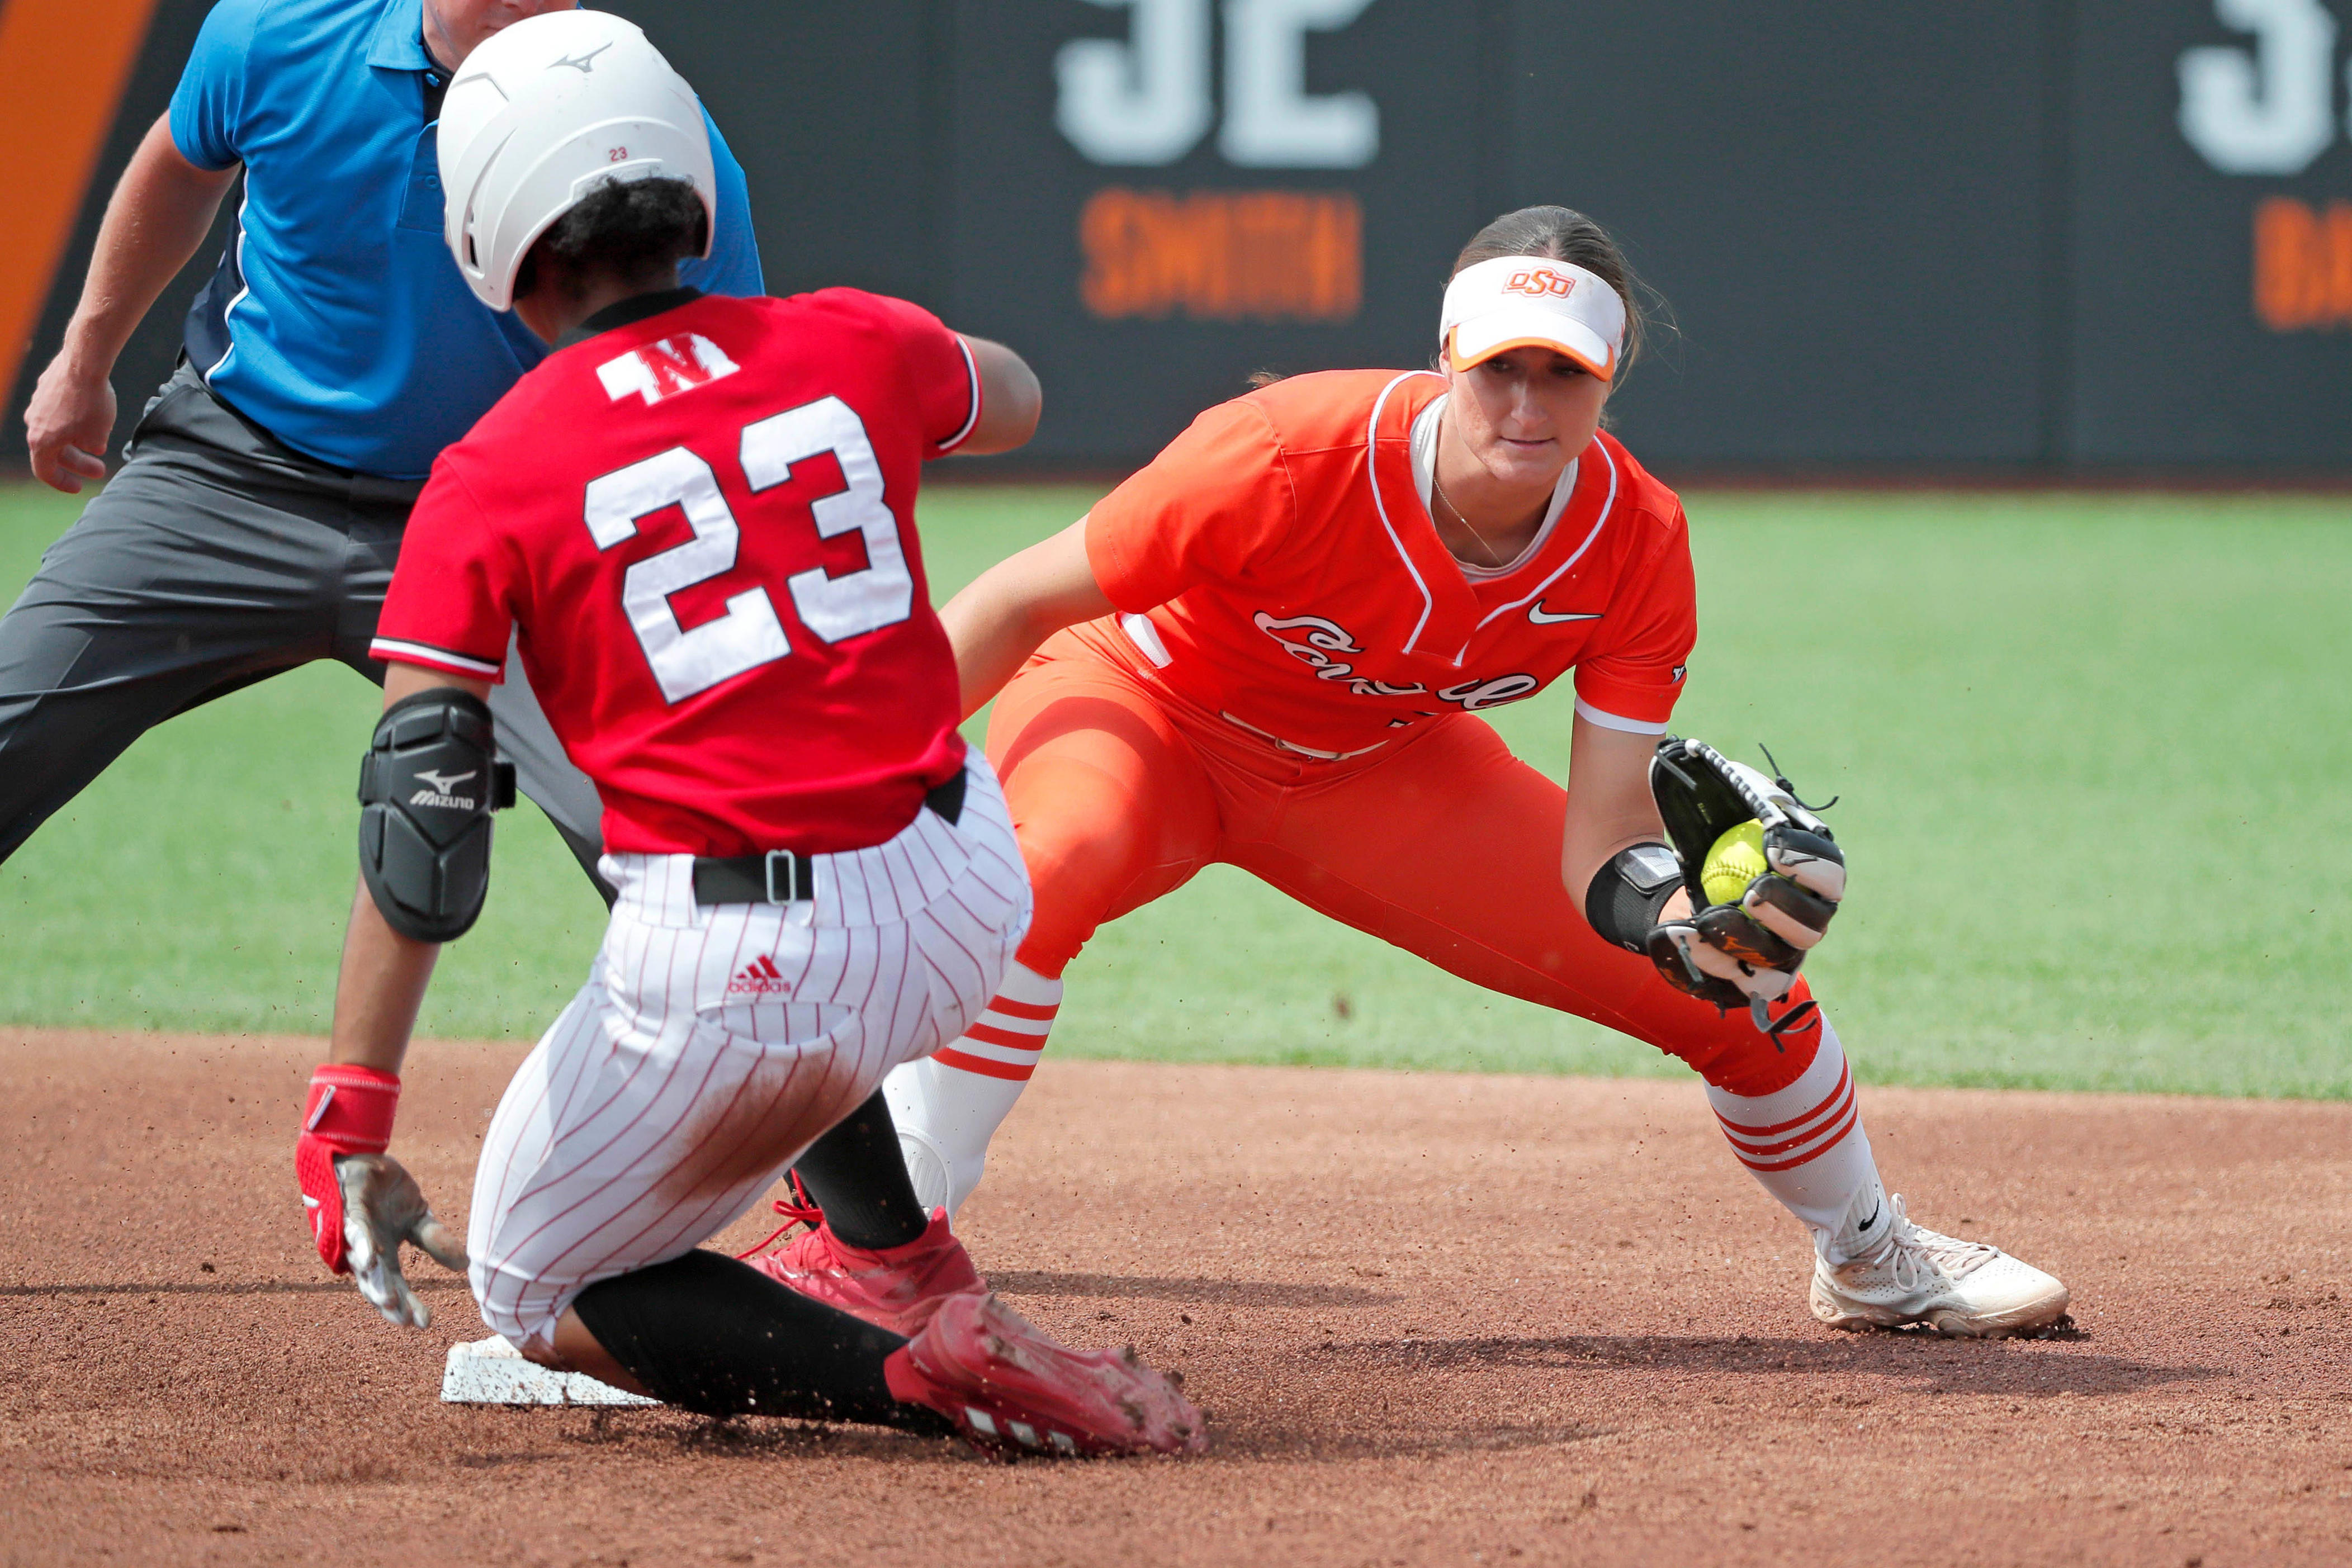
[571,1249,945,1430]
[789,1090,928,1250]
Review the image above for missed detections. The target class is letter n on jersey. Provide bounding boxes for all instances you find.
[597,334,742,407]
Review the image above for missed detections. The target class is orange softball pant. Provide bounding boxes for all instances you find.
[986,629,1816,1100]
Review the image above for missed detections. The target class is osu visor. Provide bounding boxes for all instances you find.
[1439,255,1626,382]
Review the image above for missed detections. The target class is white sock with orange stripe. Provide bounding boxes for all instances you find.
[1705,1015,1891,1266]
[881,961,1062,1219]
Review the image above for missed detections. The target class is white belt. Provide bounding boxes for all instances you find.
[1216,710,1390,761]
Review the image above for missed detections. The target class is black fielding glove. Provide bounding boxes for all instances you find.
[1645,738,1846,1028]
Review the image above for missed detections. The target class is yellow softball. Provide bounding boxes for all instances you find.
[1700,819,1768,907]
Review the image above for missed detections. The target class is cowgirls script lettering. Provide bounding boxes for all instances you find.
[1251,612,1542,711]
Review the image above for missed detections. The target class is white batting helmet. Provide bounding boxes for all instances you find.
[437,10,716,312]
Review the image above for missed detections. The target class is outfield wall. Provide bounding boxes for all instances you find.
[5,0,2349,473]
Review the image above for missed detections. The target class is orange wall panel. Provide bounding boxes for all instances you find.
[0,0,164,405]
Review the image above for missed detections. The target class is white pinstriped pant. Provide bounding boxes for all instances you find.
[467,754,1030,1353]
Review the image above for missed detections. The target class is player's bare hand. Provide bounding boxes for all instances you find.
[335,1153,468,1329]
[23,354,116,493]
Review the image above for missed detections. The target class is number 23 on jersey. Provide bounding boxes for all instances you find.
[584,395,915,704]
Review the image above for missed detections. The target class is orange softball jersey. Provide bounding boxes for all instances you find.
[1081,368,1698,761]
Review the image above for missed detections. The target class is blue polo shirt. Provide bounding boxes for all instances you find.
[168,0,764,478]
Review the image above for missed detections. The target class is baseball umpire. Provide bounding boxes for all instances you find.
[6,0,763,887]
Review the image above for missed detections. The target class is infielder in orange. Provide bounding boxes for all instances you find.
[851,206,2067,1337]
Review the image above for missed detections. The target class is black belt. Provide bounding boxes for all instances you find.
[690,770,967,906]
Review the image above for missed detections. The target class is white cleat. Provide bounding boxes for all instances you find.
[1809,1195,2070,1339]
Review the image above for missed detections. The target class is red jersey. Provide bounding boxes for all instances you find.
[373,288,980,856]
[1080,368,1696,760]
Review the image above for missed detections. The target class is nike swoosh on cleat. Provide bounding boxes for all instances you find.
[1527,604,1605,624]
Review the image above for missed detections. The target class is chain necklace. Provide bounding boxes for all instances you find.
[1430,472,1514,567]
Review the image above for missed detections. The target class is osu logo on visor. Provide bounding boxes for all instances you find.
[1504,269,1577,298]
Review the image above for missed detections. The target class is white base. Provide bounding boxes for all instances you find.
[439,1334,658,1407]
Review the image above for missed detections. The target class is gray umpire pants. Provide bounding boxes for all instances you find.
[0,364,608,888]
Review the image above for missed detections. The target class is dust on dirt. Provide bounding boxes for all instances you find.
[3,1028,2347,1567]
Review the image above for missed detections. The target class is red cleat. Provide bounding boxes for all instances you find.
[747,1203,985,1336]
[884,1291,1206,1458]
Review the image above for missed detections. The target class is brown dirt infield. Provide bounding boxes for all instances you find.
[3,1027,2348,1567]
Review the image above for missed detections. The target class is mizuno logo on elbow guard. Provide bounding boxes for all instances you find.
[410,770,479,811]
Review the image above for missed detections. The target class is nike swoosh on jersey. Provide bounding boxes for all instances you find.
[1527,603,1605,624]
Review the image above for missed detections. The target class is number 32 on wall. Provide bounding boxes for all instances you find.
[1056,0,1380,168]
[2180,0,2345,174]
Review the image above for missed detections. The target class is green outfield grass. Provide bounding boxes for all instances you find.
[2,480,2346,1097]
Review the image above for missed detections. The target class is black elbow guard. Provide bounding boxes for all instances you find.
[1584,842,1684,953]
[357,689,515,943]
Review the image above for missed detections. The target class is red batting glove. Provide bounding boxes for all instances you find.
[295,1064,400,1273]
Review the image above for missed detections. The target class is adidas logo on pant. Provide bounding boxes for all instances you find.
[725,955,789,997]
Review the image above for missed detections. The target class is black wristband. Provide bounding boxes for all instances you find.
[1585,842,1683,952]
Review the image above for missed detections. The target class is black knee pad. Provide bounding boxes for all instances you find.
[357,688,513,942]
